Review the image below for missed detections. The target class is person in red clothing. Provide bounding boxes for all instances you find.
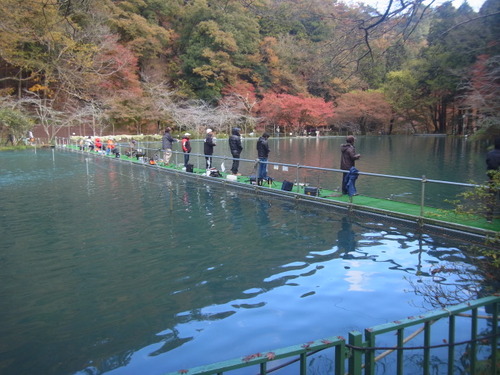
[94,138,102,151]
[181,133,192,168]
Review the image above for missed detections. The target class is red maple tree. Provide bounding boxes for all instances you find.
[257,93,334,134]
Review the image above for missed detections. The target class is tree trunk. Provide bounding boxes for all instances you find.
[438,99,447,134]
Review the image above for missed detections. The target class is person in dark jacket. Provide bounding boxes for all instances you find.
[486,137,500,222]
[162,127,177,165]
[5,133,14,146]
[486,137,500,174]
[181,133,192,167]
[340,136,361,195]
[229,127,243,175]
[204,129,216,169]
[256,132,270,183]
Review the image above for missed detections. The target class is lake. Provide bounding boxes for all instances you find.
[0,136,494,375]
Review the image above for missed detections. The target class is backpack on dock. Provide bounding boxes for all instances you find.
[281,180,293,191]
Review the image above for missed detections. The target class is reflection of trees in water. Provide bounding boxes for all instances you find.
[405,263,483,310]
[334,216,491,311]
[403,234,499,311]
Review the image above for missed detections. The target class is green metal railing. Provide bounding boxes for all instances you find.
[163,296,499,375]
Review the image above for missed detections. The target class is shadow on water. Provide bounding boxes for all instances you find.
[0,148,491,375]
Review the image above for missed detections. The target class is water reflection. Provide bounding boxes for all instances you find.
[337,216,356,256]
[0,150,489,375]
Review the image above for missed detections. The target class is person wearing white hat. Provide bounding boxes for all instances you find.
[204,129,216,169]
[181,133,192,167]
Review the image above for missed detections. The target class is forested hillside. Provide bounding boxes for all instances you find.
[0,0,499,142]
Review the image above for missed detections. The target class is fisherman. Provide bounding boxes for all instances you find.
[204,129,216,169]
[85,136,94,151]
[181,133,192,168]
[106,138,115,155]
[340,136,361,195]
[162,127,177,165]
[256,132,270,185]
[94,138,102,152]
[229,127,243,175]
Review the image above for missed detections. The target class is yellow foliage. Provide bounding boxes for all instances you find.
[28,84,48,92]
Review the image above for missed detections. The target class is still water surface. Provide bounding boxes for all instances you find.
[0,139,491,375]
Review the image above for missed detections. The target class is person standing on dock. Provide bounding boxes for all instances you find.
[256,132,271,184]
[229,127,243,175]
[486,137,500,222]
[94,137,102,152]
[106,138,115,155]
[181,133,192,168]
[85,136,94,151]
[162,127,177,165]
[340,136,361,195]
[204,129,216,169]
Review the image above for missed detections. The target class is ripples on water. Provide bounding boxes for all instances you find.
[0,149,489,375]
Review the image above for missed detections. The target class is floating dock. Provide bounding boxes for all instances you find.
[61,145,500,238]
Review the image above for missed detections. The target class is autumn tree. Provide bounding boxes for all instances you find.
[257,93,334,134]
[332,91,392,134]
[458,55,500,139]
[220,81,259,134]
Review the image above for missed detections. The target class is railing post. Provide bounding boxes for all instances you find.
[447,315,455,375]
[365,329,376,375]
[299,352,307,375]
[397,328,404,375]
[296,163,300,192]
[470,307,478,374]
[490,301,498,375]
[348,331,363,375]
[260,361,267,375]
[420,175,427,218]
[423,321,431,375]
[335,341,346,375]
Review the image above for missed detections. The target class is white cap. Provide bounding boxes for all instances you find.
[206,129,212,134]
[184,133,191,136]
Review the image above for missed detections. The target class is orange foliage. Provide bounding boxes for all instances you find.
[220,80,258,114]
[257,93,334,131]
[94,36,142,99]
[332,91,391,133]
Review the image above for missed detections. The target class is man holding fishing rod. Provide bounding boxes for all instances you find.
[340,135,361,195]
